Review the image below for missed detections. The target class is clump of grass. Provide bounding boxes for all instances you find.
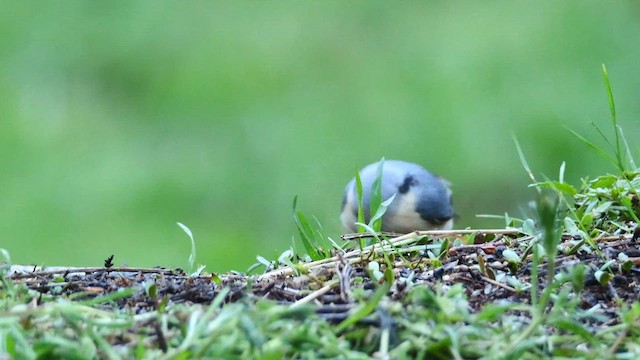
[357,158,388,234]
[528,65,639,248]
[292,196,344,262]
[292,157,394,261]
[177,222,206,276]
[352,158,398,251]
[567,64,636,174]
[489,64,640,356]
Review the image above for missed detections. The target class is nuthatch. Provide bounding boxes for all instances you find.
[341,160,454,233]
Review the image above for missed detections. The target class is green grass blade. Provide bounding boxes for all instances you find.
[618,125,637,169]
[292,196,321,261]
[355,168,365,234]
[370,158,385,232]
[601,64,623,171]
[590,122,614,150]
[177,222,197,273]
[565,126,618,166]
[355,222,382,243]
[513,136,539,192]
[368,194,395,230]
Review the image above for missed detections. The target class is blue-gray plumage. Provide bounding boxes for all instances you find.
[341,160,454,233]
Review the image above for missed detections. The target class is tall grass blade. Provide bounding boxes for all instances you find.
[513,136,539,192]
[618,125,637,170]
[369,194,396,229]
[177,222,197,273]
[355,169,365,234]
[292,196,321,261]
[590,122,614,150]
[370,158,385,232]
[564,127,617,165]
[601,64,623,171]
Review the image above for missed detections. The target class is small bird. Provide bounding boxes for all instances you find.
[341,160,454,233]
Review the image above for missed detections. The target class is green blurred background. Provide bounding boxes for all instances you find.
[1,2,639,272]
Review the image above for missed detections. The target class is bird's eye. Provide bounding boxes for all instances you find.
[398,175,415,194]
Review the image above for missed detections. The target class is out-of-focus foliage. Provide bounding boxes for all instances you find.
[1,2,639,271]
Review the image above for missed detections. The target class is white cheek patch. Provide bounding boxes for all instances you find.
[384,191,454,232]
[383,191,425,232]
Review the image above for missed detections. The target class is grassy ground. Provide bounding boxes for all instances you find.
[2,77,640,358]
[2,206,640,358]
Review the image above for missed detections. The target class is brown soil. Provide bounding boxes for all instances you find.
[8,230,640,324]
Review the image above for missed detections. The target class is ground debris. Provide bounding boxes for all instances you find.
[9,229,640,325]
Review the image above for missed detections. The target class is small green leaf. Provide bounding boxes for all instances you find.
[438,238,451,260]
[600,260,616,271]
[564,217,579,234]
[554,318,596,343]
[579,213,594,228]
[211,273,222,286]
[145,281,158,299]
[502,249,520,263]
[590,175,617,189]
[621,260,633,274]
[368,261,384,282]
[475,303,516,322]
[278,249,295,268]
[368,194,396,229]
[620,196,640,223]
[522,218,536,236]
[593,201,613,214]
[570,264,586,293]
[256,255,272,268]
[191,265,206,277]
[534,181,578,196]
[594,270,613,285]
[505,276,527,291]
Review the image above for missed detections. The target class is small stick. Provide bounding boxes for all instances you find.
[9,266,180,280]
[291,279,339,309]
[480,276,517,293]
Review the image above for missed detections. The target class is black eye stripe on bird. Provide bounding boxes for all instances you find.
[341,160,454,233]
[398,175,415,194]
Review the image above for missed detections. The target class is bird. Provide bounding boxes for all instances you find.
[340,160,454,233]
